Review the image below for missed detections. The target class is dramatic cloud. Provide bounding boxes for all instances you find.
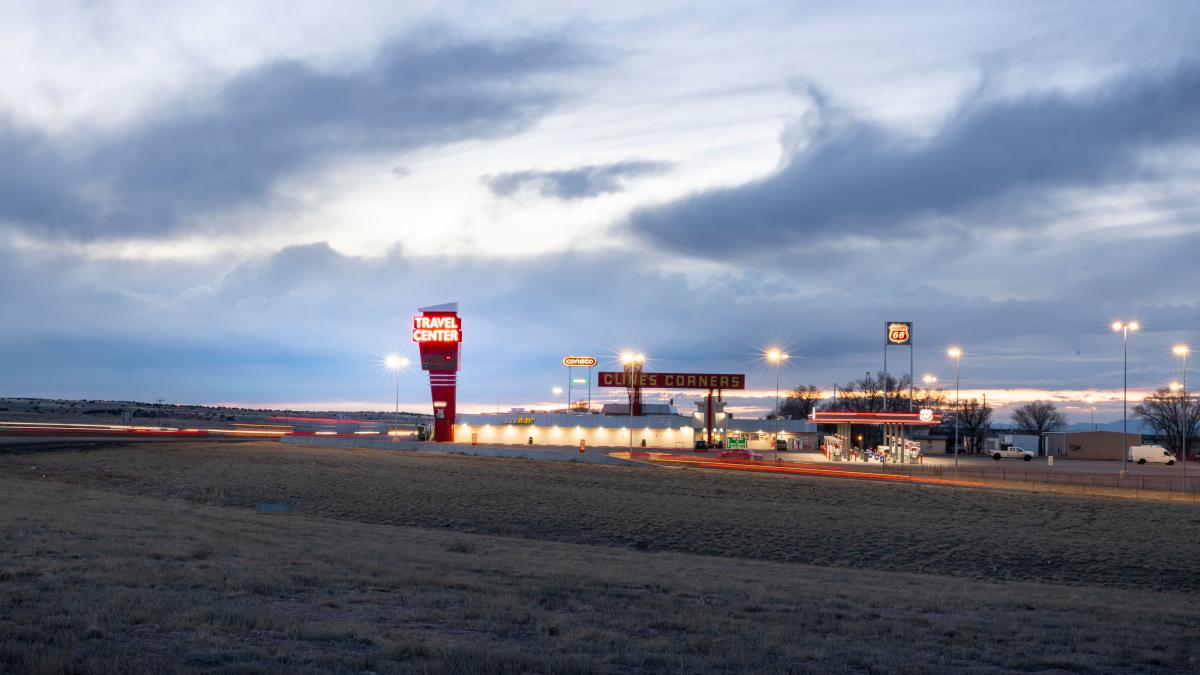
[483,159,672,200]
[0,35,590,239]
[3,229,1196,414]
[630,66,1200,256]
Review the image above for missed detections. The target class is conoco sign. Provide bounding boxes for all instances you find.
[562,356,597,367]
[886,321,912,345]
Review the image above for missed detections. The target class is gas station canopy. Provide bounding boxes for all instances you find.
[808,410,942,426]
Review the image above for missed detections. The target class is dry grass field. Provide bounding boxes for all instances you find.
[2,440,1199,673]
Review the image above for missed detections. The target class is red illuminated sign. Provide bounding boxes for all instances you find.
[597,372,745,390]
[808,410,941,425]
[886,321,912,345]
[412,314,462,343]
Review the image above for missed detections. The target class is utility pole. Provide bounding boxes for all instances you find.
[1175,345,1190,482]
[1112,321,1138,475]
[948,348,962,468]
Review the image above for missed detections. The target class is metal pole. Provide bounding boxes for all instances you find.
[883,341,888,412]
[775,362,781,461]
[909,344,914,412]
[395,368,404,439]
[1122,326,1128,474]
[1182,351,1188,481]
[954,356,961,468]
[628,385,633,451]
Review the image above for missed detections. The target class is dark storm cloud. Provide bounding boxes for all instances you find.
[0,123,91,231]
[630,65,1200,256]
[0,36,590,239]
[483,159,672,199]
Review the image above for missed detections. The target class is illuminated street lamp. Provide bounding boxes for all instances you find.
[621,352,645,450]
[1112,321,1139,474]
[384,354,409,425]
[552,386,564,411]
[947,347,962,468]
[922,374,937,385]
[766,348,789,461]
[1174,344,1190,480]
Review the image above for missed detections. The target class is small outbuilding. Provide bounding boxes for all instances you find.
[1044,431,1143,460]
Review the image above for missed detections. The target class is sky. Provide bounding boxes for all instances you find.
[2,1,1199,423]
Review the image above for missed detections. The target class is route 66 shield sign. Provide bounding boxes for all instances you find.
[886,322,912,345]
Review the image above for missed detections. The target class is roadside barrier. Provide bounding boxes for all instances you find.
[816,459,1200,501]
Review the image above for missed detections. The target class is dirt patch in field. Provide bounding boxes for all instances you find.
[3,441,1199,594]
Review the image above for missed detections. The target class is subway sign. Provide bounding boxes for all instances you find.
[886,321,912,345]
[597,372,745,390]
[412,314,462,343]
[562,356,598,367]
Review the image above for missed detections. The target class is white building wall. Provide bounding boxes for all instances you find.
[455,421,693,449]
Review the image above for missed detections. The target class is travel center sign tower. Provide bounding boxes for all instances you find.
[412,302,462,442]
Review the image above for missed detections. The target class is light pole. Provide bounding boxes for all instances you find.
[947,348,962,468]
[1175,344,1190,481]
[384,354,408,429]
[767,348,789,461]
[621,352,645,451]
[1112,321,1139,474]
[921,375,937,442]
[552,386,564,412]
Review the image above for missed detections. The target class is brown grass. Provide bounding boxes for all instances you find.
[2,440,1199,673]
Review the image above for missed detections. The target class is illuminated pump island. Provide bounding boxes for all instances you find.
[412,302,462,442]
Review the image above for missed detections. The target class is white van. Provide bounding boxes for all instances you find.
[1128,445,1176,465]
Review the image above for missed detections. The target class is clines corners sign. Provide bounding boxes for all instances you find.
[597,372,745,390]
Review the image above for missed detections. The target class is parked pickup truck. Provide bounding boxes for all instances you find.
[1128,445,1176,465]
[992,446,1034,461]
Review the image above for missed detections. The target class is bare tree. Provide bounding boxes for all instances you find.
[953,398,992,453]
[775,385,821,420]
[1010,401,1068,456]
[1134,388,1200,456]
[823,372,943,413]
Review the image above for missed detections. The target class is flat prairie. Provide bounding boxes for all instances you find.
[2,440,1198,673]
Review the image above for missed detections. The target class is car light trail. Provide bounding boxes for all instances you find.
[0,421,289,437]
[612,452,988,488]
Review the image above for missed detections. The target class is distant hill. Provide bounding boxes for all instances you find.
[0,397,432,428]
[1063,419,1150,434]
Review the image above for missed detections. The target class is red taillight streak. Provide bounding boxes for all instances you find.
[643,455,986,487]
